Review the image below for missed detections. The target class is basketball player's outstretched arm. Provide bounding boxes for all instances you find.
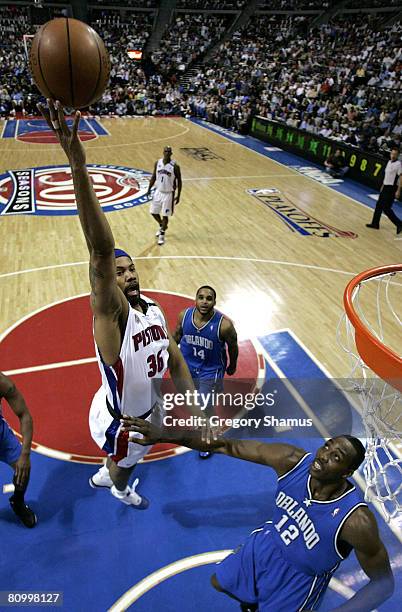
[326,506,394,611]
[121,417,305,477]
[38,100,126,364]
[0,372,33,487]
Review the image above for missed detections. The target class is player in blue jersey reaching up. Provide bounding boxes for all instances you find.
[122,420,394,612]
[173,286,238,458]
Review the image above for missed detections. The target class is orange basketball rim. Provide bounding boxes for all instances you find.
[343,263,402,392]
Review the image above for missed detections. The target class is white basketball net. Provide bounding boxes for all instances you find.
[337,270,402,521]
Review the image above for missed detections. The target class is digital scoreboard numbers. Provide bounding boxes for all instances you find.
[251,117,386,189]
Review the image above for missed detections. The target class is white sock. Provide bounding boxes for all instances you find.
[112,486,130,498]
[98,465,110,477]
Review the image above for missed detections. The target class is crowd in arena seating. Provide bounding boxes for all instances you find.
[93,10,153,48]
[0,4,400,158]
[258,0,328,10]
[258,0,401,7]
[91,11,153,75]
[89,10,156,116]
[189,13,402,153]
[92,0,156,7]
[0,5,155,118]
[153,12,235,78]
[176,0,245,9]
[0,6,39,117]
[345,0,401,7]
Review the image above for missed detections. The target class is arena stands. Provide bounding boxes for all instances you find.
[0,1,400,157]
[176,0,245,8]
[91,0,156,6]
[90,8,153,50]
[89,9,155,116]
[0,5,37,117]
[257,1,328,10]
[258,0,400,8]
[154,12,236,78]
[193,11,401,153]
[345,1,401,7]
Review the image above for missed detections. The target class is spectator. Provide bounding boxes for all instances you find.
[324,148,350,178]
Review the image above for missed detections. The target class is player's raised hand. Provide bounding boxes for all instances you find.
[120,416,161,446]
[37,99,86,168]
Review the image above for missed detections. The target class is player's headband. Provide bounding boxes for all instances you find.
[114,248,132,260]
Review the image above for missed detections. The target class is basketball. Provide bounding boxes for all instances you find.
[29,18,110,109]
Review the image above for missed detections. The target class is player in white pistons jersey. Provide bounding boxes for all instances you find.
[146,145,182,246]
[85,248,199,510]
[38,99,201,511]
[90,294,170,470]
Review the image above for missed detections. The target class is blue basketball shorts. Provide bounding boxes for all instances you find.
[190,368,224,392]
[0,418,22,465]
[215,524,329,611]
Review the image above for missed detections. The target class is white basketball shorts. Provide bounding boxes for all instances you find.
[89,386,163,468]
[150,190,175,217]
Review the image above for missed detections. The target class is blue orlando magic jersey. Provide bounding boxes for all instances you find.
[180,307,227,377]
[272,453,367,576]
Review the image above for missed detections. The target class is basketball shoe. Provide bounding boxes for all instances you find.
[89,465,113,489]
[199,451,212,459]
[158,230,165,245]
[110,479,149,509]
[155,225,162,237]
[9,496,37,528]
[240,603,258,612]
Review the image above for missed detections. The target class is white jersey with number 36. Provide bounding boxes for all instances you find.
[95,295,169,418]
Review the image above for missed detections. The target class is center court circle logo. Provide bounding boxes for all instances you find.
[0,165,151,216]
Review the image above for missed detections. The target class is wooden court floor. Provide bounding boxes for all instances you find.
[0,116,400,378]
